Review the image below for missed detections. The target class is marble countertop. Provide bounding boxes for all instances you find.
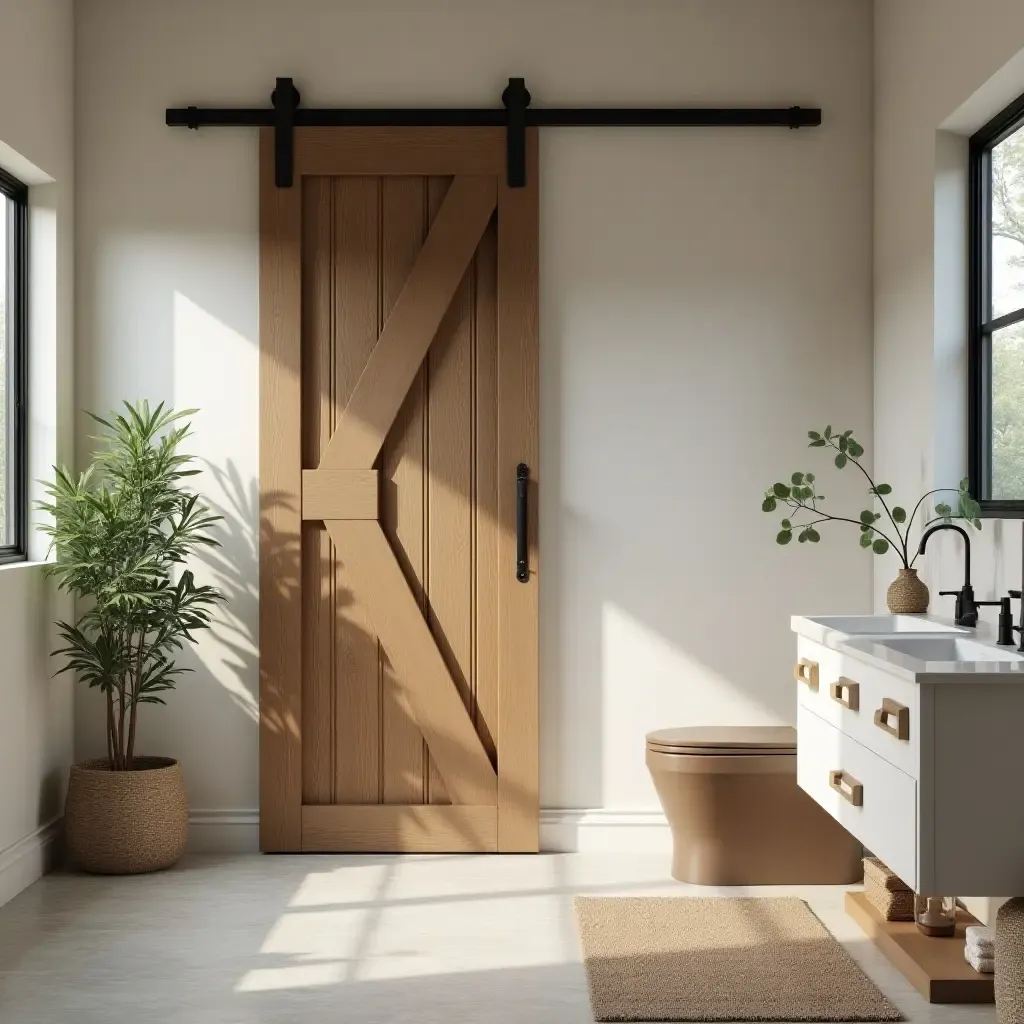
[792,612,1024,683]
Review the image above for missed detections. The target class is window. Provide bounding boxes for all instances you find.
[970,91,1024,514]
[0,168,26,563]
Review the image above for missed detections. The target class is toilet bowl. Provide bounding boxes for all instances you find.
[646,725,862,885]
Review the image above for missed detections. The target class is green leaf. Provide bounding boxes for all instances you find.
[892,506,907,523]
[935,503,952,517]
[805,473,815,483]
[873,483,892,495]
[824,425,832,439]
[798,529,809,543]
[960,476,970,491]
[872,539,890,555]
[808,431,821,441]
[847,440,864,458]
[835,454,847,469]
[860,523,871,532]
[773,482,791,499]
[777,530,793,545]
[838,436,849,453]
[791,472,804,485]
[762,497,777,513]
[974,518,983,529]
[860,532,873,548]
[781,519,792,529]
[809,439,827,447]
[806,527,821,543]
[859,509,874,524]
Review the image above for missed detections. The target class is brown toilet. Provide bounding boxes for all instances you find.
[646,725,862,885]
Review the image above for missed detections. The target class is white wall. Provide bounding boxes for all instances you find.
[0,0,74,903]
[874,0,1024,920]
[75,0,874,846]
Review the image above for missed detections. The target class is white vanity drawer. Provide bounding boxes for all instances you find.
[795,637,920,778]
[797,704,917,890]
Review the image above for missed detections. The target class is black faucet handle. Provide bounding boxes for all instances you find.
[1010,590,1022,599]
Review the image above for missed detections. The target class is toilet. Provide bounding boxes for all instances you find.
[646,725,862,885]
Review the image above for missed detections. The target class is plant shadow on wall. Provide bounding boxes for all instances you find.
[762,425,983,614]
[37,402,225,874]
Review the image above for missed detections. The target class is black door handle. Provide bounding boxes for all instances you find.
[516,463,529,582]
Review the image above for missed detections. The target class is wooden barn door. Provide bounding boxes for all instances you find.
[259,128,538,853]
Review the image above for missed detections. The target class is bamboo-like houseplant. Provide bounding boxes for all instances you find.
[39,402,223,873]
[762,426,982,613]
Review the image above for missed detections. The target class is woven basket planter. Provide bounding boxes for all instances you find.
[886,568,930,614]
[997,898,1024,1024]
[64,757,188,874]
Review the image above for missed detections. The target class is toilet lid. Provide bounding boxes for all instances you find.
[646,725,796,756]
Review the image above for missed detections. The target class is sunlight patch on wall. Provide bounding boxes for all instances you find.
[601,602,784,807]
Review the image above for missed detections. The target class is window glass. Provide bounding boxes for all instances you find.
[991,125,1024,321]
[0,193,8,547]
[991,320,1024,500]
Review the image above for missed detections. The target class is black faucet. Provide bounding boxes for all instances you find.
[918,524,977,626]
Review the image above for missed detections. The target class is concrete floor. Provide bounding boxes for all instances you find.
[0,853,998,1024]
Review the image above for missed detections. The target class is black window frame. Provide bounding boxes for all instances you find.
[0,167,27,564]
[969,89,1024,516]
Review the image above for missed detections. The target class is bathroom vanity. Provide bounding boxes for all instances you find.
[791,614,1024,896]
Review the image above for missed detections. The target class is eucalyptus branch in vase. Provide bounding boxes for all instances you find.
[761,426,982,613]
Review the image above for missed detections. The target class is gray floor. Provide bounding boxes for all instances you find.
[0,853,998,1024]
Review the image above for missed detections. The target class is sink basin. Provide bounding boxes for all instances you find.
[801,615,966,635]
[870,637,1024,663]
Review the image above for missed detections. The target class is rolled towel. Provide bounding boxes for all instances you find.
[965,944,995,974]
[966,925,995,957]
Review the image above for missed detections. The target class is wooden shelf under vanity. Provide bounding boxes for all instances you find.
[845,891,994,1004]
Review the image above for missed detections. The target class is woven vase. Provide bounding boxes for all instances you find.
[64,757,188,874]
[886,568,930,614]
[997,898,1024,1024]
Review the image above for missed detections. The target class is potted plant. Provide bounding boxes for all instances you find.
[38,402,223,873]
[762,426,982,614]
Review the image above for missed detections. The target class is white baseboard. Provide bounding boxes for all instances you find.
[0,817,62,908]
[188,809,260,854]
[185,807,671,855]
[540,808,672,853]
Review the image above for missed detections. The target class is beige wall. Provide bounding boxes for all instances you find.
[75,0,874,846]
[0,0,75,903]
[874,0,1024,918]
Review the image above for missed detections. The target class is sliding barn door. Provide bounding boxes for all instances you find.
[259,128,538,853]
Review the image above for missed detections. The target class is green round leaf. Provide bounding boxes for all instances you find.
[847,441,864,458]
[838,436,849,453]
[762,497,777,513]
[860,533,873,548]
[791,472,804,485]
[805,473,815,483]
[824,425,832,439]
[776,530,793,545]
[835,454,847,469]
[935,503,952,517]
[892,506,906,523]
[807,431,821,441]
[809,438,827,448]
[798,529,809,543]
[860,523,870,532]
[806,528,820,543]
[873,483,892,495]
[974,518,983,529]
[773,482,791,499]
[781,518,792,529]
[872,539,890,555]
[859,509,874,524]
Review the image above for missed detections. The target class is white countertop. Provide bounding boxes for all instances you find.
[792,612,1024,683]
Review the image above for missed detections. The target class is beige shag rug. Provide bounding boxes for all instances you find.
[575,896,903,1022]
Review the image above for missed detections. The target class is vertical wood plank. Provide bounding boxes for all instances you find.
[380,176,428,805]
[332,177,382,804]
[259,128,304,850]
[496,129,540,851]
[426,177,453,805]
[301,177,335,805]
[473,219,500,766]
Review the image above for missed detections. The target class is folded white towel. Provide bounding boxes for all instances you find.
[964,945,995,974]
[966,925,995,953]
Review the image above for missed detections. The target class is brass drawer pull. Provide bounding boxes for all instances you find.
[793,659,819,690]
[829,769,864,806]
[874,698,910,741]
[829,678,860,711]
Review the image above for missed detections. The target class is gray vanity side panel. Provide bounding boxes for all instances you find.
[917,686,935,894]
[933,683,1024,895]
